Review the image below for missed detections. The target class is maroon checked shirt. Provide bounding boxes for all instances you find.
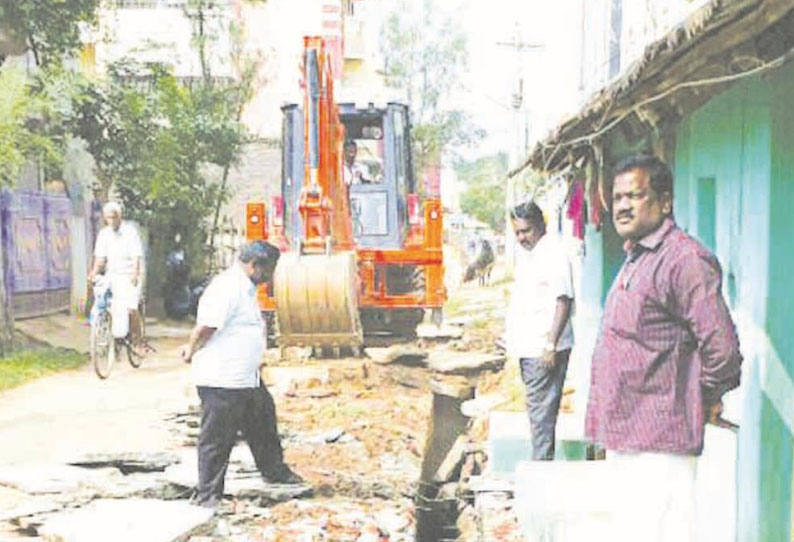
[585,217,742,455]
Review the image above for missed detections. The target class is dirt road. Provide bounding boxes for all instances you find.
[0,319,194,465]
[0,268,513,541]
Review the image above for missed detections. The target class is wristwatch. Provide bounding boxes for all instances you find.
[544,340,556,352]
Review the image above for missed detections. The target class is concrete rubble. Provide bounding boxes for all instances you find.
[1,266,523,542]
[38,499,215,542]
[67,452,181,473]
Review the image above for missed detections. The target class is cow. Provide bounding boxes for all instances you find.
[462,238,495,286]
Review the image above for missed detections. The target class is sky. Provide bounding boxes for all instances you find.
[446,0,584,162]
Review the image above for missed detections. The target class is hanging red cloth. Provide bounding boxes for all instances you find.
[588,176,603,231]
[566,180,586,239]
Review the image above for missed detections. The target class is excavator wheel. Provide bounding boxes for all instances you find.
[274,250,363,350]
[360,307,425,338]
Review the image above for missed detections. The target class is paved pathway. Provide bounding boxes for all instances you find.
[1,315,195,465]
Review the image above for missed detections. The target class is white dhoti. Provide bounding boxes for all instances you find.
[110,274,141,338]
[608,451,698,542]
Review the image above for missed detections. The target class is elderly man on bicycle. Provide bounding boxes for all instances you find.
[89,201,144,347]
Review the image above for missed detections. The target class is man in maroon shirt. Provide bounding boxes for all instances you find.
[585,154,742,541]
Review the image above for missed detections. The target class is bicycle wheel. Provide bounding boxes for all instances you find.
[126,340,144,368]
[126,301,146,368]
[92,311,115,379]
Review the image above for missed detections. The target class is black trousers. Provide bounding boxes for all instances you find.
[196,384,285,506]
[520,349,571,460]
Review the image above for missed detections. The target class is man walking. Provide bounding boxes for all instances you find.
[506,201,575,460]
[180,240,304,510]
[585,155,742,541]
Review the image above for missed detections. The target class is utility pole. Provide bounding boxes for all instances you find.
[497,23,542,276]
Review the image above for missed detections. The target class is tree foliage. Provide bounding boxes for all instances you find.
[68,63,247,280]
[0,66,63,185]
[458,153,508,231]
[380,0,484,180]
[0,0,99,67]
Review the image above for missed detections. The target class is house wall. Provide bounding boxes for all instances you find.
[578,0,709,103]
[674,60,794,542]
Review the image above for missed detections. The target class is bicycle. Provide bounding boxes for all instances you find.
[89,276,150,379]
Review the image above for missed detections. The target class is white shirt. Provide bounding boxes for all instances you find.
[344,161,369,185]
[191,263,265,389]
[94,222,143,276]
[505,233,574,358]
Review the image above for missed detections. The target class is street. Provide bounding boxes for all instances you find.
[0,263,520,542]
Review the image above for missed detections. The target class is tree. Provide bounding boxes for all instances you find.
[68,63,246,290]
[0,0,99,67]
[380,0,484,183]
[458,152,508,231]
[0,66,62,185]
[180,0,268,258]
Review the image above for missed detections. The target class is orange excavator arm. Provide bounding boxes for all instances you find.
[298,36,353,253]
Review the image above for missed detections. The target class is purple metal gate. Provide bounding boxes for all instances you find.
[1,191,72,319]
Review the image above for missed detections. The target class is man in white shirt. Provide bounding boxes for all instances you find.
[180,240,304,509]
[505,201,574,460]
[343,140,370,185]
[89,201,144,343]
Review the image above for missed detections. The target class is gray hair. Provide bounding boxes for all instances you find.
[238,240,280,267]
[102,201,123,216]
[510,200,546,234]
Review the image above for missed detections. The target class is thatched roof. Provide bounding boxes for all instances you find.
[513,0,794,176]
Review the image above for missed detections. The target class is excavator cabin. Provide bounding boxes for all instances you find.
[246,37,444,353]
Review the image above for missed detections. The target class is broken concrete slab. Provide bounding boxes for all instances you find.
[433,435,468,483]
[67,451,181,473]
[464,475,515,494]
[37,499,215,542]
[429,377,475,399]
[223,473,313,502]
[164,461,312,503]
[0,465,117,495]
[426,351,505,375]
[365,345,427,365]
[90,471,170,499]
[416,324,463,340]
[0,496,62,522]
[461,394,507,418]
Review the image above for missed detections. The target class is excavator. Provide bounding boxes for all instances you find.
[245,36,445,355]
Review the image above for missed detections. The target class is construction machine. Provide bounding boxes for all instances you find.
[245,37,445,354]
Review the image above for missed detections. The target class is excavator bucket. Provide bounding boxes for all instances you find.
[273,250,363,350]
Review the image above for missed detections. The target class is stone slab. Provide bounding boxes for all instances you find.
[0,465,116,495]
[67,452,180,473]
[426,352,505,374]
[0,497,62,522]
[416,324,463,340]
[37,499,214,542]
[364,345,427,365]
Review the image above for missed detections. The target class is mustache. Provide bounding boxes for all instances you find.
[615,211,634,220]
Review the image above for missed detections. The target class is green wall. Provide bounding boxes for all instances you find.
[674,60,794,542]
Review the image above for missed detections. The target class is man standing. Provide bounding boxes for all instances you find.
[180,240,304,510]
[89,201,144,344]
[585,155,742,541]
[506,201,575,460]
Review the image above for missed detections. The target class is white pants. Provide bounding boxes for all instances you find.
[110,274,141,338]
[608,451,697,542]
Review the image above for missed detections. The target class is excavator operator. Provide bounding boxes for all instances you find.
[343,140,371,185]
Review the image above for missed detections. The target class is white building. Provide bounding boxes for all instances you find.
[89,0,389,231]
